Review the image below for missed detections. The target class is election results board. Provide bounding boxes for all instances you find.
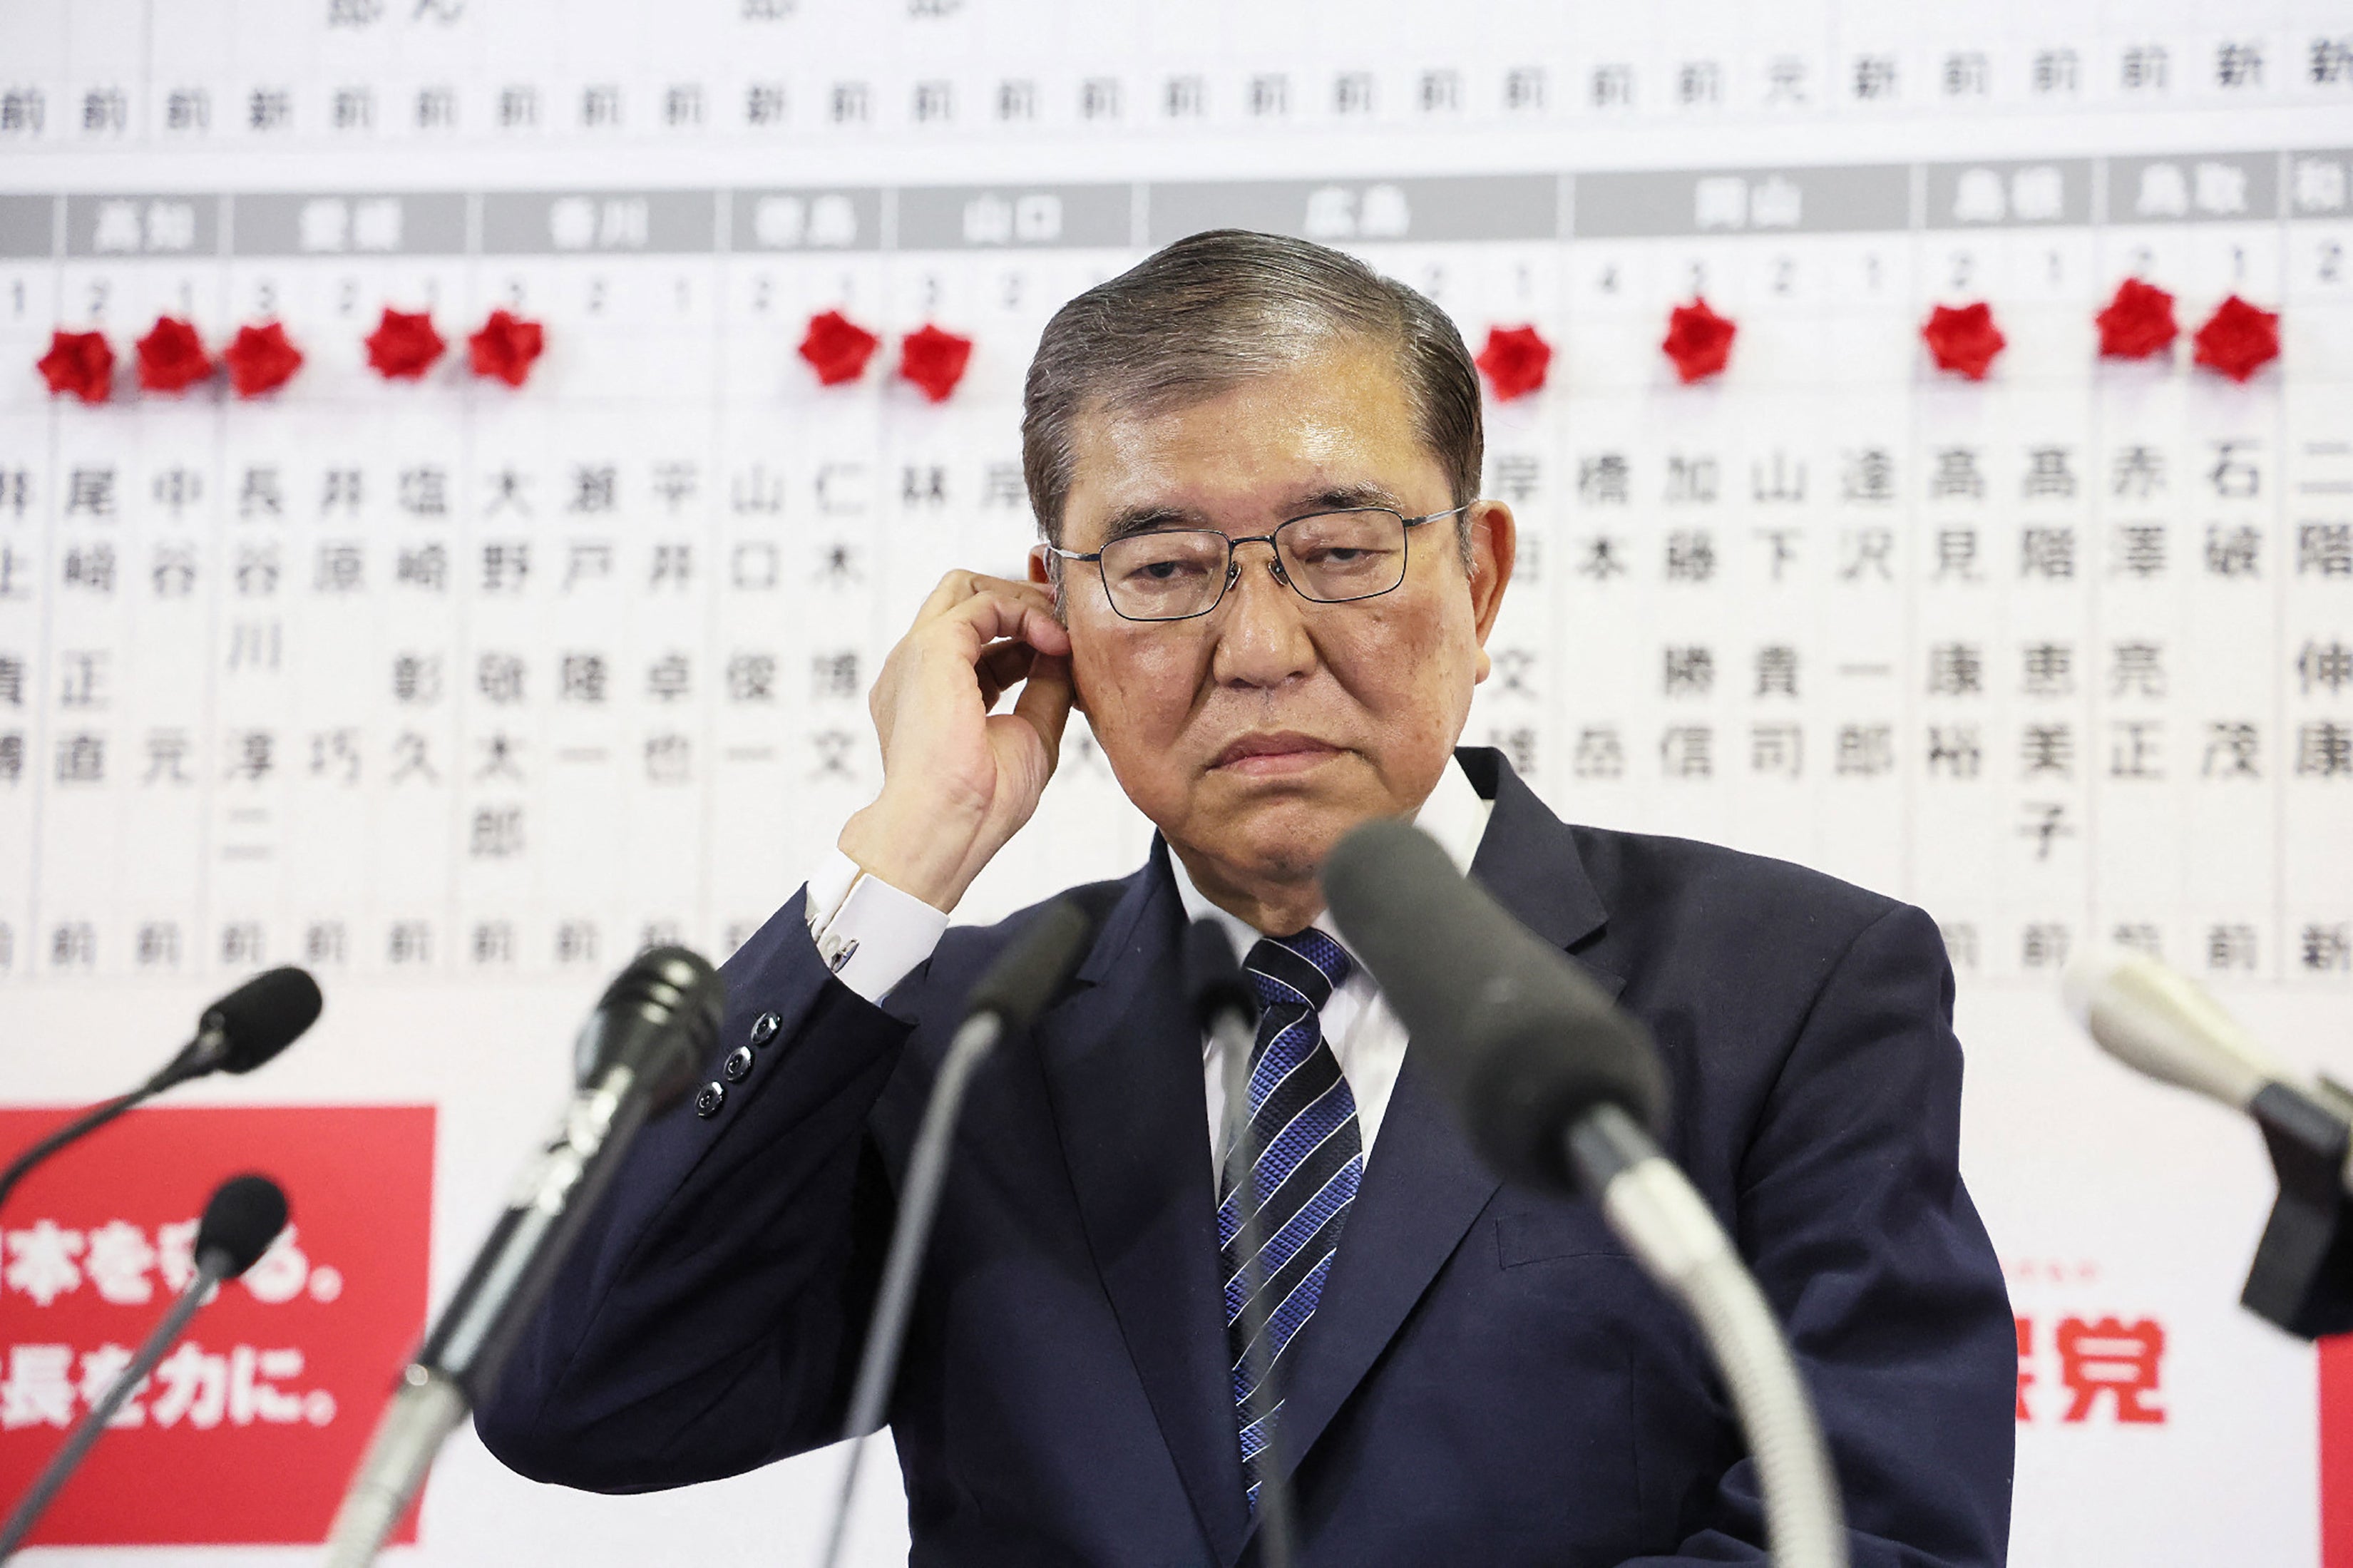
[1,1,2352,1564]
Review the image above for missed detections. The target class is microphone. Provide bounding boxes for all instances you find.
[0,967,323,1216]
[2062,944,2353,1339]
[819,885,1117,1568]
[2063,943,2314,1116]
[1181,918,1298,1568]
[1321,819,1848,1568]
[0,1175,289,1559]
[322,947,724,1568]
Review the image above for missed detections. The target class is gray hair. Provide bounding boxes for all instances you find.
[1021,230,1483,563]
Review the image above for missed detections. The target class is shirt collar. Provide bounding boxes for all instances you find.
[1167,752,1495,968]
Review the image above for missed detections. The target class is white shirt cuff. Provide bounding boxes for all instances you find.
[803,849,950,1003]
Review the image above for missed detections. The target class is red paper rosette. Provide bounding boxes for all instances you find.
[223,322,304,398]
[37,330,113,404]
[898,324,974,402]
[1922,302,2005,380]
[2095,278,2178,360]
[365,307,447,379]
[1661,299,1736,384]
[135,315,214,394]
[799,309,880,387]
[1475,325,1552,401]
[468,309,545,387]
[2191,294,2280,384]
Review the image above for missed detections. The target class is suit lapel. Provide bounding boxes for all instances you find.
[1033,847,1251,1562]
[1248,749,1621,1535]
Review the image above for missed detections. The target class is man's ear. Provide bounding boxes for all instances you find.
[1027,543,1086,714]
[1467,501,1517,647]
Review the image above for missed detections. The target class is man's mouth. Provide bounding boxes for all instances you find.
[1211,732,1344,775]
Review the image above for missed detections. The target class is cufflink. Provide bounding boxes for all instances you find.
[826,938,859,975]
[749,1010,781,1047]
[694,1081,727,1118]
[723,1045,756,1084]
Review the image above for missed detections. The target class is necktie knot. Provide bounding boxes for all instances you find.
[1244,928,1351,1015]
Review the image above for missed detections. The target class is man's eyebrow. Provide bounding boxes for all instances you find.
[1092,483,1413,547]
[1099,505,1211,545]
[1293,482,1410,514]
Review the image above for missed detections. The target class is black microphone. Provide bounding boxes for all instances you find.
[1182,918,1299,1568]
[1321,821,1849,1568]
[1319,821,1661,1193]
[322,947,724,1567]
[819,884,1119,1568]
[0,1175,289,1559]
[0,967,323,1216]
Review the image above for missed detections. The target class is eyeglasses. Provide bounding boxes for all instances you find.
[1047,505,1470,623]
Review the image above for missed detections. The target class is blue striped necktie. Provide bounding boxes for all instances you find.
[1216,928,1360,1510]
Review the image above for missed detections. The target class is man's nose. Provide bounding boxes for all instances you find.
[1210,542,1316,689]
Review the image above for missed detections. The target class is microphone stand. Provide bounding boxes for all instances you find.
[0,1040,219,1215]
[1567,1106,1847,1568]
[0,1247,237,1559]
[817,1009,1003,1568]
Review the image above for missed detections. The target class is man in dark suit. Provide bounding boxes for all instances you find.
[476,230,2014,1565]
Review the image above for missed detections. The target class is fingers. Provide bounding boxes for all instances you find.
[975,641,1035,708]
[936,584,1071,661]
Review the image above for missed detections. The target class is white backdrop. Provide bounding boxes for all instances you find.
[1,0,2351,1562]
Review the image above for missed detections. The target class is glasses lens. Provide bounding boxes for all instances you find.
[1098,530,1231,620]
[1278,510,1409,603]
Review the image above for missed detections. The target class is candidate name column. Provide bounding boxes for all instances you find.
[0,196,57,983]
[893,180,1146,912]
[474,190,723,970]
[49,193,227,980]
[2281,148,2353,985]
[2103,151,2286,983]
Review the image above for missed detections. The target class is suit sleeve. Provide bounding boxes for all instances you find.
[1624,901,2016,1568]
[472,891,921,1493]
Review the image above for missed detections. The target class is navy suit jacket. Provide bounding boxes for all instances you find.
[477,749,2014,1566]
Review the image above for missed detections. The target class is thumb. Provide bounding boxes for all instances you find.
[1008,652,1075,768]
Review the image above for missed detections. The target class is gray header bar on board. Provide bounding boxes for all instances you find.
[2290,151,2351,217]
[62,193,224,257]
[732,188,885,252]
[1574,165,1909,237]
[11,151,2339,265]
[230,193,469,257]
[0,195,56,259]
[1922,159,2093,229]
[898,183,1131,250]
[478,190,722,255]
[1146,175,1557,246]
[2103,153,2281,223]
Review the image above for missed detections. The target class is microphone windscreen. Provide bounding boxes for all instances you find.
[965,894,1099,1037]
[1182,918,1257,1031]
[1321,819,1665,1194]
[195,1174,289,1279]
[577,946,726,1109]
[201,967,324,1074]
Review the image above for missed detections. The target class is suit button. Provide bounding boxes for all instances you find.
[722,1045,756,1083]
[694,1081,727,1118]
[749,1010,781,1047]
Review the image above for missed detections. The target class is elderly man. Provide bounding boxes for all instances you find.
[477,231,2014,1566]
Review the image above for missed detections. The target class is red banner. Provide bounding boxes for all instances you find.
[0,1105,434,1545]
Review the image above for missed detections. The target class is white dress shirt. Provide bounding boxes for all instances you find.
[802,755,1495,1174]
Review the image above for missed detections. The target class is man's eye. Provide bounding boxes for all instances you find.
[1125,555,1209,582]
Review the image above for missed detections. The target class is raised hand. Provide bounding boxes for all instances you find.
[835,570,1076,912]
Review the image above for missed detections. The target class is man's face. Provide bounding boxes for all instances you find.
[1033,342,1514,901]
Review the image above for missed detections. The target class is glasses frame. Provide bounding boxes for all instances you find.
[1047,503,1473,624]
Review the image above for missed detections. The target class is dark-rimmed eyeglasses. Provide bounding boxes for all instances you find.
[1047,505,1470,623]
